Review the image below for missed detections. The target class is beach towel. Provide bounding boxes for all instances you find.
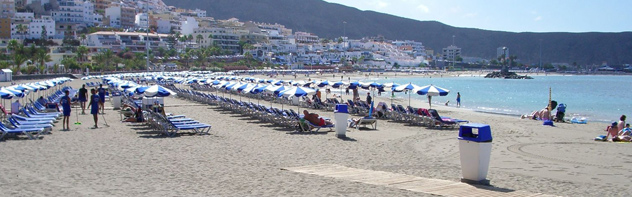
[594,135,607,141]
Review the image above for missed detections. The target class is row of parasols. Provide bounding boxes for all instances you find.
[88,73,451,108]
[0,77,74,100]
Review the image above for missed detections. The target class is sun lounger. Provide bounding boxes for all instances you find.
[12,114,56,122]
[0,122,44,140]
[355,117,377,130]
[427,109,463,129]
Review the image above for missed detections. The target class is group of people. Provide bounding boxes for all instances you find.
[605,115,631,142]
[60,84,107,130]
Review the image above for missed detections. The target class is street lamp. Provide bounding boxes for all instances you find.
[502,47,508,74]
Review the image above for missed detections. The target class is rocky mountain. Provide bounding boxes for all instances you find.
[163,0,632,65]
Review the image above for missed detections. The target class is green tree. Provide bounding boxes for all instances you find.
[61,57,80,70]
[16,24,27,39]
[40,25,48,46]
[196,34,203,44]
[76,45,88,63]
[35,48,51,74]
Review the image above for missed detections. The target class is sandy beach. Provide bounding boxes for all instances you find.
[0,73,630,197]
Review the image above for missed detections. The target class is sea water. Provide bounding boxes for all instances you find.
[374,75,632,122]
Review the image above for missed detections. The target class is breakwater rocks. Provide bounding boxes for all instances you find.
[484,72,534,79]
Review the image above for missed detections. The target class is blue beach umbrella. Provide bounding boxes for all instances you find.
[332,81,349,88]
[134,86,151,94]
[143,85,176,97]
[278,86,317,111]
[0,88,17,99]
[250,85,269,94]
[393,83,423,107]
[415,85,450,96]
[415,84,450,109]
[278,86,316,98]
[317,80,330,87]
[266,85,287,95]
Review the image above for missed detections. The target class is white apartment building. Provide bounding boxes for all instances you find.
[28,15,55,39]
[1,0,15,18]
[86,31,169,53]
[105,6,121,28]
[10,12,33,39]
[194,9,206,18]
[156,18,171,34]
[134,12,148,28]
[179,17,198,35]
[294,31,318,44]
[442,45,461,61]
[51,0,101,27]
[392,40,426,57]
[192,27,239,52]
[82,1,102,27]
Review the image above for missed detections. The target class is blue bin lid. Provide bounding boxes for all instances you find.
[335,104,348,113]
[458,123,492,142]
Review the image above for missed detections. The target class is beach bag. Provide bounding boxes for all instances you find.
[298,119,309,132]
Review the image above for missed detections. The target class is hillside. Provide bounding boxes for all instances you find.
[163,0,632,65]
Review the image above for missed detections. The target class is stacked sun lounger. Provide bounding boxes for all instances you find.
[171,87,301,130]
[0,87,72,141]
[170,84,469,130]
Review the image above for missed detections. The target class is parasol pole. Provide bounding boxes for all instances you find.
[548,87,552,115]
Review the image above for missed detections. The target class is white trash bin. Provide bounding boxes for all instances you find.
[111,93,122,110]
[458,123,492,185]
[334,104,349,138]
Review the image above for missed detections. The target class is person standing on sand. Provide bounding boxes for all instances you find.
[456,92,461,107]
[79,84,88,114]
[59,90,72,131]
[97,84,106,114]
[366,92,372,105]
[88,89,100,129]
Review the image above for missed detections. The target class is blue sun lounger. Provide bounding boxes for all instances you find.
[306,121,334,132]
[0,122,44,140]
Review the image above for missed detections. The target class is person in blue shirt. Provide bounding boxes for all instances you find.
[59,90,72,131]
[88,89,100,128]
[97,84,106,114]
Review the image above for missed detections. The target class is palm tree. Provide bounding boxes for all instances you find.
[196,34,203,44]
[35,48,51,74]
[102,49,114,71]
[16,24,27,39]
[7,40,20,53]
[76,46,88,63]
[12,54,27,74]
[181,52,190,68]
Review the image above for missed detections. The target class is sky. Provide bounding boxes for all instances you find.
[323,0,632,33]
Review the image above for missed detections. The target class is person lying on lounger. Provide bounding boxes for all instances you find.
[123,107,144,122]
[303,110,333,127]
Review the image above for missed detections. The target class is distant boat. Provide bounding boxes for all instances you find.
[597,65,615,71]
